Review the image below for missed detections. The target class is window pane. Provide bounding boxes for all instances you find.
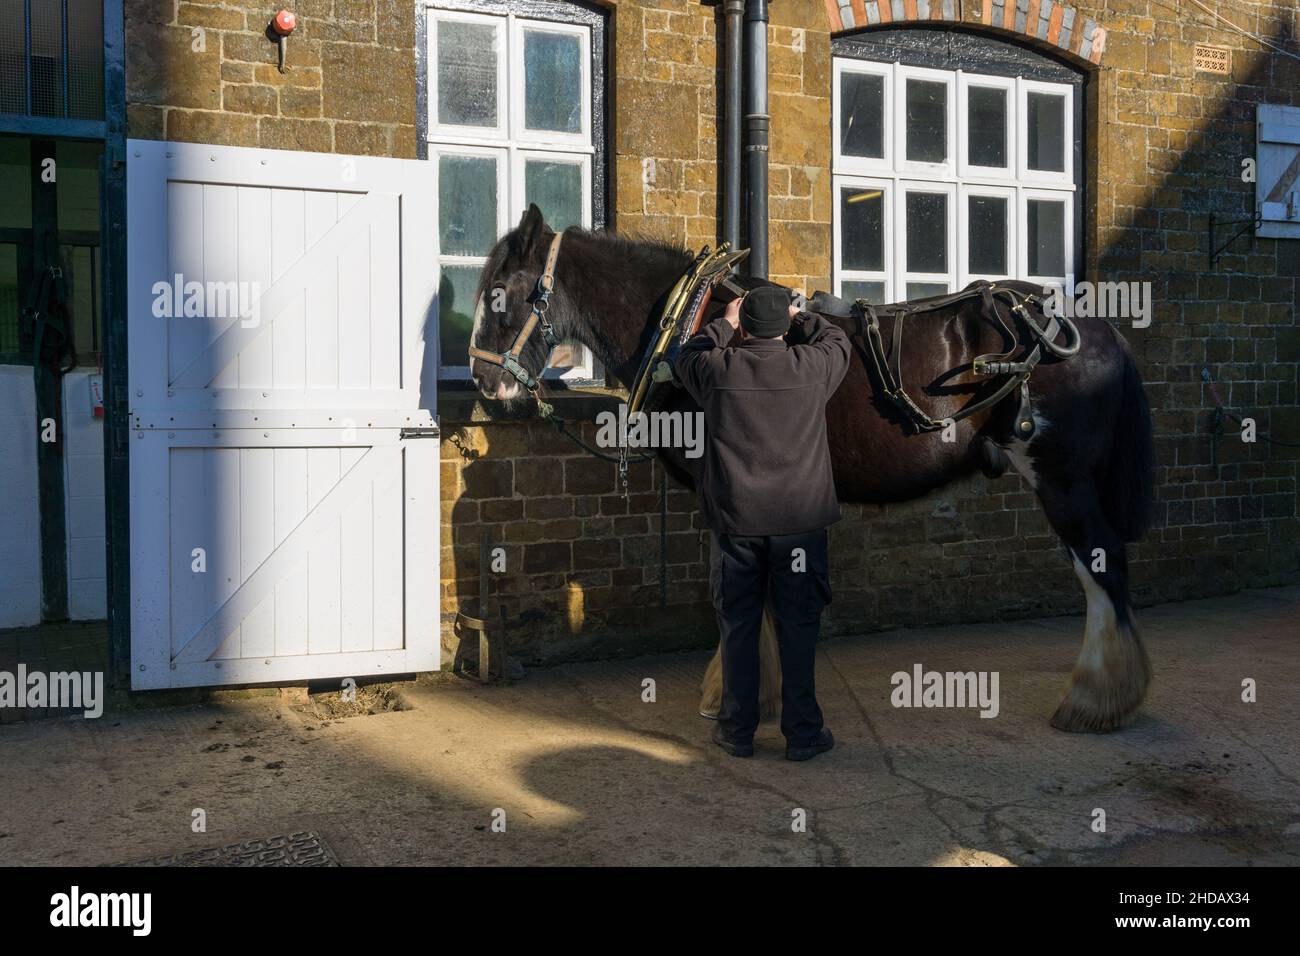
[905,79,946,163]
[842,280,886,305]
[439,155,497,256]
[1027,199,1066,276]
[547,344,582,369]
[0,0,23,114]
[524,30,582,134]
[30,0,62,117]
[437,21,499,128]
[967,195,1007,275]
[905,192,947,273]
[63,244,99,354]
[967,86,1006,167]
[439,265,482,368]
[906,282,949,300]
[56,141,102,232]
[0,243,19,353]
[0,137,32,230]
[840,71,884,159]
[1027,92,1066,172]
[525,160,582,233]
[840,186,884,273]
[68,0,104,119]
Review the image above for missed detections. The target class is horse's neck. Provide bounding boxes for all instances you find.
[556,233,691,386]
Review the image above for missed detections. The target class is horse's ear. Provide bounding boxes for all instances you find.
[516,203,547,258]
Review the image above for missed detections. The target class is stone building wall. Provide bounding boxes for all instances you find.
[123,0,1300,665]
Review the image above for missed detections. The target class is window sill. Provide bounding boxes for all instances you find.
[437,383,627,425]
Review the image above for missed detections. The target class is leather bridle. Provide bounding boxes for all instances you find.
[468,231,564,395]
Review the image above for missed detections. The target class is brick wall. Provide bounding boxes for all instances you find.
[614,0,832,292]
[125,0,417,156]
[1086,0,1300,599]
[122,0,1300,667]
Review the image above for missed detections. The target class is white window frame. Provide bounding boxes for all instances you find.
[833,175,893,303]
[832,58,892,175]
[428,10,508,143]
[959,184,1017,287]
[1017,78,1074,186]
[898,180,956,298]
[894,64,957,177]
[512,148,592,232]
[957,73,1014,182]
[832,57,1074,305]
[1020,187,1073,287]
[427,4,599,384]
[510,18,591,148]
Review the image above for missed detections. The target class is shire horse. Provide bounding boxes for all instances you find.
[467,205,1156,733]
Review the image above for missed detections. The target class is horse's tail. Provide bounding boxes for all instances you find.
[1100,330,1155,542]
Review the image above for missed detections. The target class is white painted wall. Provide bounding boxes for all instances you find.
[62,370,106,620]
[0,366,41,627]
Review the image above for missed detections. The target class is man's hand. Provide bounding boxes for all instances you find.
[723,295,743,331]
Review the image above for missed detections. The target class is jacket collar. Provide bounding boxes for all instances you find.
[739,336,788,351]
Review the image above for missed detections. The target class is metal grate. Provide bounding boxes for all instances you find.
[1193,44,1231,75]
[0,0,104,119]
[113,831,342,867]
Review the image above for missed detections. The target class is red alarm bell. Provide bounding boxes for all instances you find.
[272,10,297,36]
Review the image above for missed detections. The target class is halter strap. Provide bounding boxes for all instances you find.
[468,231,564,393]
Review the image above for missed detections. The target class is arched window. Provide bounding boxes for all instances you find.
[832,27,1085,303]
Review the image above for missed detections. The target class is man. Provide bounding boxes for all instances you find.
[674,285,851,761]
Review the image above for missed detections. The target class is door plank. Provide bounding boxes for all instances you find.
[172,444,392,665]
[171,193,381,390]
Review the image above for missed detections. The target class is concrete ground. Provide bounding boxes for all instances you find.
[0,587,1297,866]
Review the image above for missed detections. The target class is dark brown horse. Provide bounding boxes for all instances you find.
[468,205,1156,733]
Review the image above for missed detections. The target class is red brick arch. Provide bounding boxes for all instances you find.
[821,0,1107,67]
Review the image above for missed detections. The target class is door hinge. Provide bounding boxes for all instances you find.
[399,425,441,440]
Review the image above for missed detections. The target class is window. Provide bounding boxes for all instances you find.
[0,136,102,365]
[0,0,104,120]
[832,31,1082,305]
[423,1,606,383]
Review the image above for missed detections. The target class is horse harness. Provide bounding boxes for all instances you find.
[467,231,565,412]
[819,281,1082,439]
[469,234,1081,460]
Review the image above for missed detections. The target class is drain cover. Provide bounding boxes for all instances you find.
[116,830,340,867]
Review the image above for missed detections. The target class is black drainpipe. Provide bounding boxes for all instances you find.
[743,0,769,279]
[722,0,744,251]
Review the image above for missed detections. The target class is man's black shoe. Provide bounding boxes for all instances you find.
[786,727,834,762]
[711,724,754,758]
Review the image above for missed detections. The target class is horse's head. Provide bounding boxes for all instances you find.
[469,203,567,406]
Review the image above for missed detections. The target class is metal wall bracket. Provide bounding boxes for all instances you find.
[1208,211,1262,269]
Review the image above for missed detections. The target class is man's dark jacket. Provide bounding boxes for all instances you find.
[674,311,851,536]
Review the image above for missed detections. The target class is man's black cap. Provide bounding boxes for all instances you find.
[740,286,792,339]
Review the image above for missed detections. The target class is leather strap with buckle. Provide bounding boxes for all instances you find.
[468,231,564,396]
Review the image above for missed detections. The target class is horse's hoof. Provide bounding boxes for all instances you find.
[1049,697,1134,734]
[698,707,719,720]
[1049,672,1149,733]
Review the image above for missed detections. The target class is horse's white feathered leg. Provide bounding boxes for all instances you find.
[1049,554,1151,733]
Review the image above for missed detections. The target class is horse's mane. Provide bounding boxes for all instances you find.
[557,225,695,270]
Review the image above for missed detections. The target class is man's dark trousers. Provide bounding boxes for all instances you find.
[709,528,830,747]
